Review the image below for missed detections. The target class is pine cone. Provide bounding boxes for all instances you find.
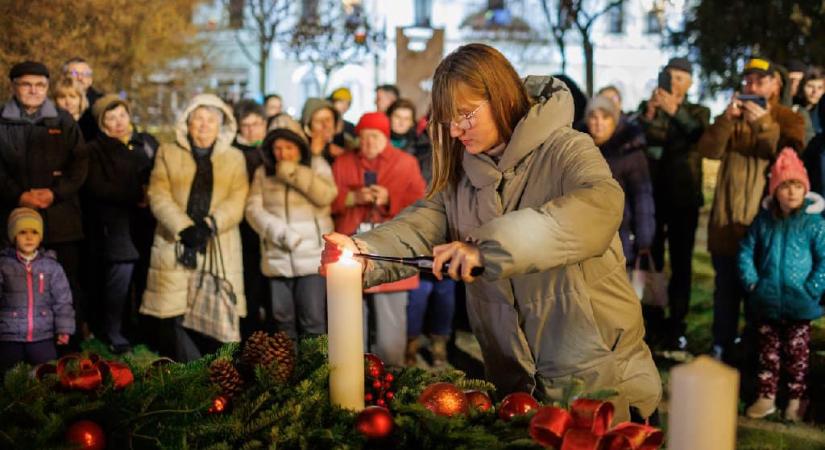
[240,331,295,384]
[209,359,244,398]
[268,331,295,384]
[240,331,271,367]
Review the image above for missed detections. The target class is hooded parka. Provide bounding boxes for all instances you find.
[245,130,337,278]
[140,94,249,319]
[352,76,661,422]
[738,193,825,322]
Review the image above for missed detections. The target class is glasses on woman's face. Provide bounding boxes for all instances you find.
[442,101,487,130]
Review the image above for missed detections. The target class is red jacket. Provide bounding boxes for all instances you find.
[332,144,426,292]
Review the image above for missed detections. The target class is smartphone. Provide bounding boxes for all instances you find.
[737,94,767,109]
[657,70,672,94]
[364,171,377,187]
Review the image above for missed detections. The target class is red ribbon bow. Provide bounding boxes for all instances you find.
[529,399,663,450]
[42,353,134,390]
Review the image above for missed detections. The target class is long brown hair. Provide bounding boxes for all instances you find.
[427,43,531,197]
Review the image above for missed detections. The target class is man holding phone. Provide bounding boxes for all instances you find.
[698,57,805,361]
[331,112,426,367]
[636,57,710,351]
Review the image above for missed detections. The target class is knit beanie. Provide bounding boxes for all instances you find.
[92,94,130,129]
[585,96,620,124]
[355,112,391,139]
[7,207,43,242]
[769,148,810,196]
[330,87,352,102]
[300,98,339,132]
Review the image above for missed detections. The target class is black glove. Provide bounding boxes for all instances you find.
[179,220,212,249]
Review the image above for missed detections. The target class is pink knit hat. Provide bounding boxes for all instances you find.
[769,148,810,196]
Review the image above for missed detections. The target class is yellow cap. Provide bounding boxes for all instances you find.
[330,87,352,102]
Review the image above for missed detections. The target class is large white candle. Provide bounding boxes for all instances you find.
[668,356,739,450]
[326,249,365,411]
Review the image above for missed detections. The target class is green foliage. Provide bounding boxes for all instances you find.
[0,336,554,449]
[671,0,825,94]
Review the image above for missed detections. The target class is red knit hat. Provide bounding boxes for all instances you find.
[355,112,390,139]
[769,147,810,196]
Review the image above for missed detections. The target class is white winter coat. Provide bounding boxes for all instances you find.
[245,157,337,278]
[140,94,249,319]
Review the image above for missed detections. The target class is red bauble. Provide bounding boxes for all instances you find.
[372,379,383,390]
[364,353,385,379]
[384,373,394,383]
[65,420,106,450]
[464,390,493,412]
[417,382,469,417]
[208,395,229,414]
[376,398,386,407]
[498,392,539,421]
[365,393,374,402]
[385,391,394,400]
[355,406,394,440]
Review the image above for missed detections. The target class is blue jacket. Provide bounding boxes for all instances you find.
[0,247,75,342]
[738,193,825,321]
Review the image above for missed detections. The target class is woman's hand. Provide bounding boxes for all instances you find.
[56,334,70,345]
[432,241,483,283]
[319,233,362,276]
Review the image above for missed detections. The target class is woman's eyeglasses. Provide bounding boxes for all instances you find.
[441,101,487,130]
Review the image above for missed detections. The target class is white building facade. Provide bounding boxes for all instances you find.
[196,0,720,122]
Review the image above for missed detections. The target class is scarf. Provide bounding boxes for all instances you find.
[179,140,214,268]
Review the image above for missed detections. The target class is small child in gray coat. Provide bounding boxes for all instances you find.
[0,208,74,371]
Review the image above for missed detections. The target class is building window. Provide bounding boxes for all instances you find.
[228,0,244,29]
[606,4,624,34]
[645,10,663,34]
[414,0,432,27]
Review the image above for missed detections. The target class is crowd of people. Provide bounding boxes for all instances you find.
[0,48,824,423]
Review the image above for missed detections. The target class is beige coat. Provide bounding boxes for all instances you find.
[140,94,249,319]
[355,76,661,421]
[698,101,806,256]
[245,157,337,278]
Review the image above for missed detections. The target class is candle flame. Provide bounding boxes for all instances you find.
[341,249,353,260]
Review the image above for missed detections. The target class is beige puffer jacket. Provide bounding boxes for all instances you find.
[354,76,662,423]
[140,94,249,319]
[245,157,337,278]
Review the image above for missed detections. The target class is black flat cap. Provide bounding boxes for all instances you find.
[665,57,692,75]
[9,61,50,80]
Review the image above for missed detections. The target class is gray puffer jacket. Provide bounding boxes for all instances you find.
[0,247,74,342]
[354,76,661,422]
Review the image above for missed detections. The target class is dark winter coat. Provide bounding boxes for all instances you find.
[0,248,75,342]
[0,99,87,245]
[636,100,710,210]
[803,100,825,196]
[232,136,264,184]
[589,120,655,265]
[78,87,103,142]
[83,132,157,262]
[738,194,825,321]
[392,129,433,183]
